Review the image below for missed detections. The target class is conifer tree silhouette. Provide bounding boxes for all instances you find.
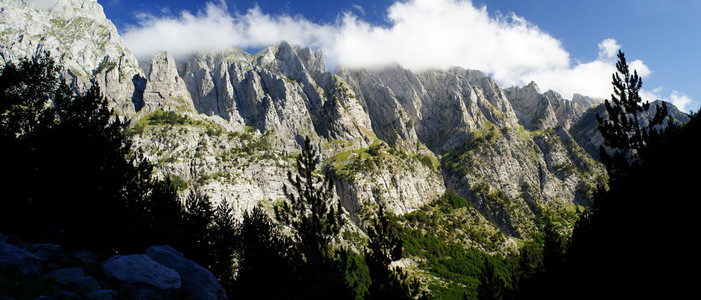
[597,50,669,176]
[275,136,344,280]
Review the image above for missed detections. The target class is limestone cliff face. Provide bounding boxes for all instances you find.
[337,66,518,154]
[140,51,197,115]
[572,93,601,108]
[0,0,144,116]
[505,82,587,131]
[181,42,374,152]
[338,68,606,237]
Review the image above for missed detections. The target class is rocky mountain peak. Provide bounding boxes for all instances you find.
[523,81,542,94]
[147,51,183,92]
[0,0,144,116]
[139,51,195,114]
[35,0,106,19]
[506,83,586,130]
[572,93,601,107]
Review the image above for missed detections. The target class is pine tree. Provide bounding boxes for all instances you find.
[210,199,237,292]
[478,258,505,300]
[365,205,419,300]
[275,136,344,280]
[597,50,669,176]
[182,190,215,263]
[237,205,298,298]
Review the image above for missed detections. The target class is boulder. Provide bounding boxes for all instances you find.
[48,290,80,300]
[146,245,228,300]
[44,267,101,292]
[0,236,41,277]
[72,250,99,265]
[85,289,117,300]
[30,243,68,268]
[102,254,181,298]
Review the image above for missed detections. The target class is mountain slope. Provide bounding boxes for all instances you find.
[1,0,609,242]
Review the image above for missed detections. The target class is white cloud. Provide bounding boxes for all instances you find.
[122,2,335,60]
[332,0,570,79]
[641,89,695,112]
[120,0,672,103]
[598,38,621,60]
[669,91,694,112]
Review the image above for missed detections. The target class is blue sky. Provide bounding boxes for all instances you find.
[101,0,700,111]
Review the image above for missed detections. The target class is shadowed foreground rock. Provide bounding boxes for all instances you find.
[146,245,228,300]
[0,233,228,300]
[103,254,182,298]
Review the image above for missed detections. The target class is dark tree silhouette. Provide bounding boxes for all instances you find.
[209,199,237,292]
[236,205,299,299]
[478,257,509,300]
[518,50,701,299]
[597,50,669,176]
[0,52,155,251]
[365,205,418,299]
[275,136,344,280]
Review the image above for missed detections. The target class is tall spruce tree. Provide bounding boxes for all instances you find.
[237,205,299,298]
[275,136,344,280]
[365,205,418,300]
[597,50,669,176]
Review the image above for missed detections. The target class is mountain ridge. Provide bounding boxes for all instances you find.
[6,0,680,243]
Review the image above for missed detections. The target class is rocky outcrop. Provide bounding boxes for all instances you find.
[146,245,228,300]
[338,67,605,236]
[0,233,227,300]
[180,42,375,151]
[0,0,145,116]
[103,254,182,297]
[132,43,440,217]
[572,93,601,108]
[140,51,197,115]
[505,82,587,130]
[337,66,518,154]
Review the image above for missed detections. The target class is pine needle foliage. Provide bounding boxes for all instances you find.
[275,136,344,279]
[597,50,669,175]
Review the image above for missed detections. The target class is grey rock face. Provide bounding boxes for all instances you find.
[145,245,228,300]
[180,42,374,151]
[0,0,145,116]
[140,51,196,115]
[102,254,181,296]
[572,93,601,108]
[338,66,518,154]
[505,82,587,130]
[337,67,605,236]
